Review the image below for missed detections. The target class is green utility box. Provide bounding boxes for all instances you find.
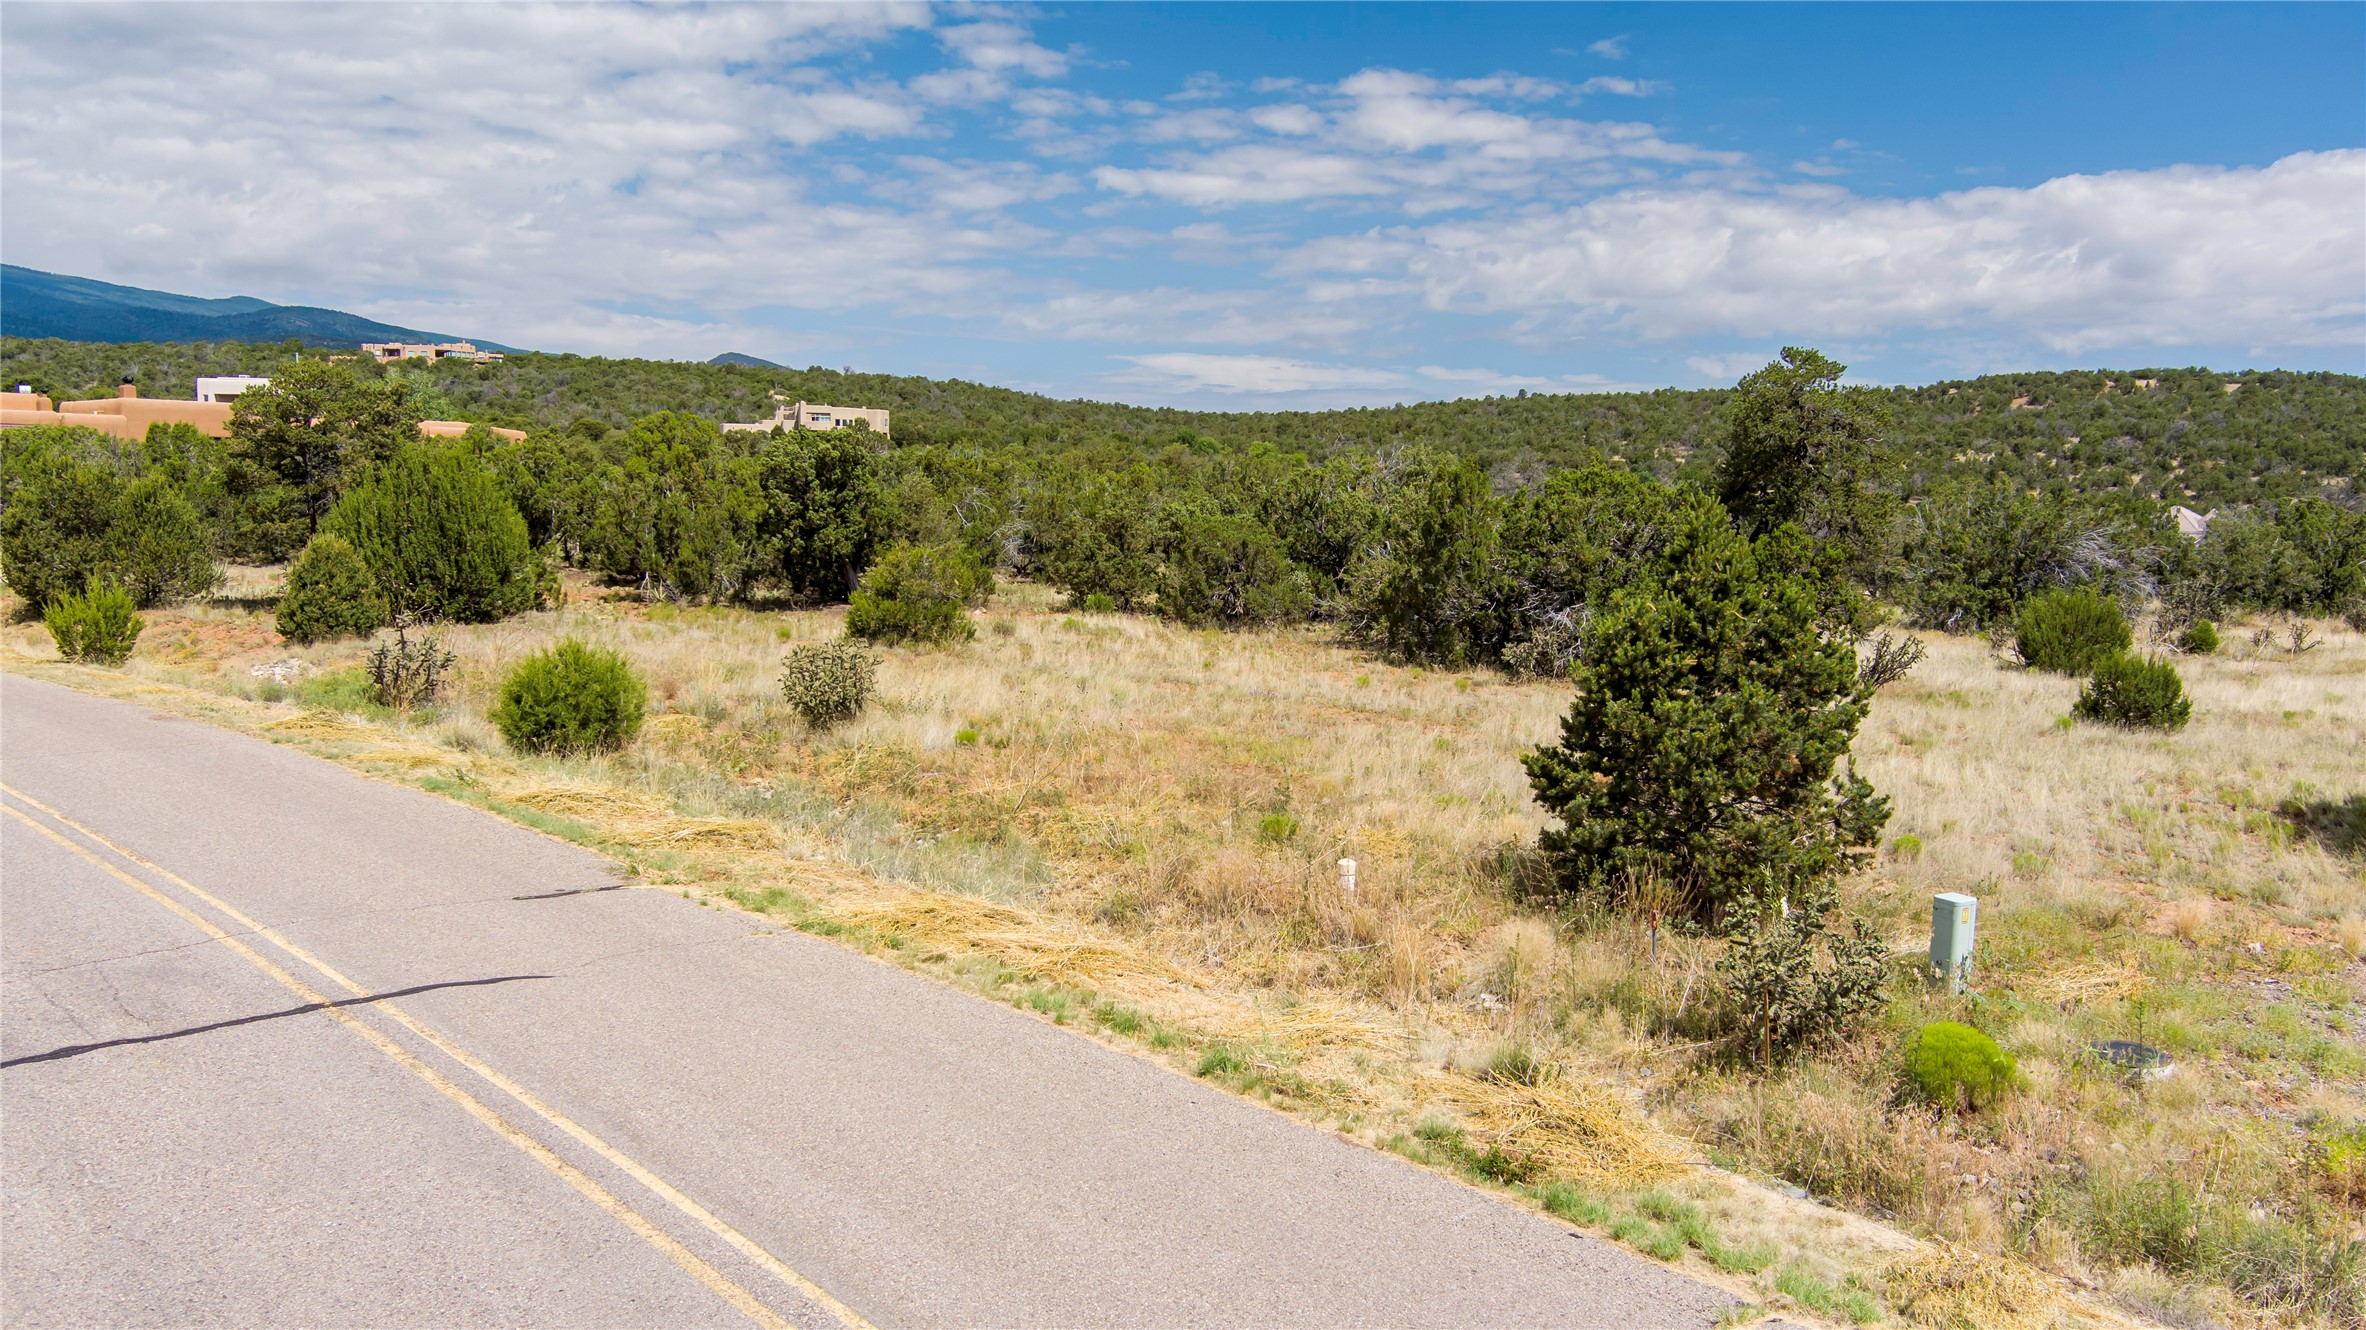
[1930,892,1978,993]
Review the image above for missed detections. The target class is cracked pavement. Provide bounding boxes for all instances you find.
[2,674,1733,1328]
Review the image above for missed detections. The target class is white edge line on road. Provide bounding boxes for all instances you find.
[3,783,874,1330]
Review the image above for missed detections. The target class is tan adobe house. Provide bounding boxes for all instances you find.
[363,340,504,365]
[720,396,889,437]
[1,381,520,443]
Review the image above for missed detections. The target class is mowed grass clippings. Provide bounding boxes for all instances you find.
[6,573,2360,1328]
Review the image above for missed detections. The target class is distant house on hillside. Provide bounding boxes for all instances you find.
[2170,506,2216,540]
[721,398,889,437]
[364,340,504,365]
[194,375,271,403]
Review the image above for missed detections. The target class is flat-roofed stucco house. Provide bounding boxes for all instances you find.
[1,382,238,438]
[194,375,273,403]
[0,379,521,443]
[363,340,505,365]
[720,400,890,437]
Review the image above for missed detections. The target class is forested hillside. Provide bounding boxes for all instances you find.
[4,337,2357,509]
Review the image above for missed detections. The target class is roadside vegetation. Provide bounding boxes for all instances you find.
[3,343,2360,1327]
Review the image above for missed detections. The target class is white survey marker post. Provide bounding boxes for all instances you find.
[1930,892,1978,994]
[1338,858,1357,897]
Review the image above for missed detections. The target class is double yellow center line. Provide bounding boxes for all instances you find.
[1,783,874,1330]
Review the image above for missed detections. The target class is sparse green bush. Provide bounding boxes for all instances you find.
[364,620,455,710]
[2178,619,2220,655]
[845,541,990,645]
[1890,834,1924,862]
[780,640,876,728]
[43,577,141,665]
[1714,897,1890,1067]
[1255,811,1299,844]
[2074,652,2192,731]
[1082,593,1115,614]
[491,639,647,756]
[2014,587,2131,674]
[275,534,388,644]
[1905,1021,2018,1110]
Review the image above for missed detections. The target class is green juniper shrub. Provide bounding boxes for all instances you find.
[490,639,648,756]
[275,533,388,644]
[1524,500,1888,923]
[2179,619,2220,655]
[1713,347,1900,596]
[2073,652,2193,731]
[43,577,142,665]
[324,444,540,623]
[844,541,991,645]
[2013,587,2132,675]
[779,640,876,728]
[1082,593,1115,614]
[0,452,219,611]
[579,412,762,603]
[1904,1021,2019,1111]
[1152,506,1314,627]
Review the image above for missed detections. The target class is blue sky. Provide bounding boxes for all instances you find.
[3,3,2359,406]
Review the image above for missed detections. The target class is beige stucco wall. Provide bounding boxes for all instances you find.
[0,392,522,445]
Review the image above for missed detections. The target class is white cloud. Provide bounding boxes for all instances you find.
[1283,151,2366,353]
[1588,36,1630,59]
[1573,77,1663,98]
[1109,352,1405,395]
[1006,288,1371,348]
[1095,68,1737,209]
[1685,352,1780,381]
[1417,365,1559,389]
[0,2,1054,357]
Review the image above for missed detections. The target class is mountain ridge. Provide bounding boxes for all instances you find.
[0,265,518,351]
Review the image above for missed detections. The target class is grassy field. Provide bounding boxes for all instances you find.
[8,569,2360,1328]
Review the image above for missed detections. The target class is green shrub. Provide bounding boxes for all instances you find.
[1256,811,1299,844]
[780,640,876,728]
[2179,619,2220,655]
[491,639,648,756]
[1153,508,1314,626]
[365,621,455,710]
[1,456,219,610]
[1524,504,1887,922]
[1082,593,1115,614]
[275,534,388,644]
[324,443,538,623]
[1905,1021,2018,1110]
[2014,588,2131,674]
[1715,899,1889,1067]
[43,578,142,665]
[1890,834,1924,862]
[844,542,991,645]
[2074,652,2193,731]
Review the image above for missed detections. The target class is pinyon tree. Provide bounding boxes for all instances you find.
[1523,502,1889,923]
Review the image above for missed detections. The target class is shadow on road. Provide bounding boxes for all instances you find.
[2,975,549,1068]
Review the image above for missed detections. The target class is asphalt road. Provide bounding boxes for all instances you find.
[1,674,1733,1328]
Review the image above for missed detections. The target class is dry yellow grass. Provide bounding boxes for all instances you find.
[7,575,2361,1328]
[1430,1071,1684,1188]
[1882,1242,2079,1330]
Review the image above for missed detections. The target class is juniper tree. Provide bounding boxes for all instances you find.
[1713,347,1899,600]
[1522,500,1889,924]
